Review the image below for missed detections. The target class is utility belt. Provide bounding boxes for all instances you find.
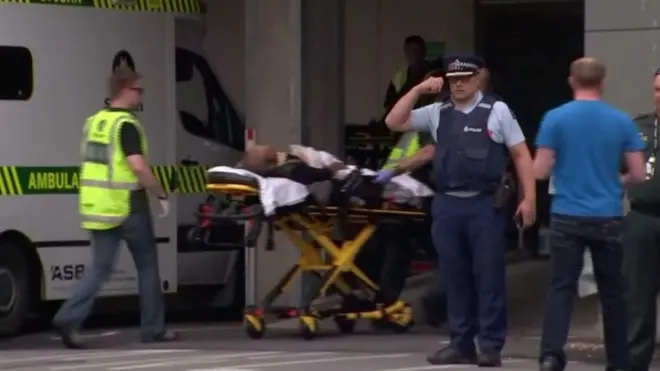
[630,202,660,218]
[438,173,514,208]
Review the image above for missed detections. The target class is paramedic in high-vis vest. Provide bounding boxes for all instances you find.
[52,68,178,349]
[384,35,431,113]
[385,55,536,367]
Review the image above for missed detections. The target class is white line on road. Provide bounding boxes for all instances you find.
[246,352,336,360]
[0,350,192,365]
[108,352,282,370]
[184,353,412,370]
[373,366,471,371]
[51,352,278,371]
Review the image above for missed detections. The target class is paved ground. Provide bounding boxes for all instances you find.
[0,328,614,371]
[3,260,660,370]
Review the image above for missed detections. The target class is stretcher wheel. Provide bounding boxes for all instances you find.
[299,316,318,340]
[333,316,356,334]
[390,320,413,334]
[243,314,265,339]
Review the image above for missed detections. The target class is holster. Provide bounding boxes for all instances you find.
[493,173,515,208]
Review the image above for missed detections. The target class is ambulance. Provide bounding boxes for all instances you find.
[0,0,245,335]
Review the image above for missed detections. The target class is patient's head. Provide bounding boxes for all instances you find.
[241,145,278,173]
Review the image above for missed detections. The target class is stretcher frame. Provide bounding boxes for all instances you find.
[200,182,426,340]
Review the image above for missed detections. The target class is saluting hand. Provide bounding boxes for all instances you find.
[515,198,536,228]
[415,77,444,95]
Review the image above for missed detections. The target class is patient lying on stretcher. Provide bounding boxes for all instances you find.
[239,144,351,185]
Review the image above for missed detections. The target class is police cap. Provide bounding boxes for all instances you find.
[444,55,484,77]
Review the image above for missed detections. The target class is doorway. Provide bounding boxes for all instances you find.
[476,0,584,255]
[476,0,584,139]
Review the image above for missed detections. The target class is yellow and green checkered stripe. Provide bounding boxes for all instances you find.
[0,165,209,195]
[0,0,201,13]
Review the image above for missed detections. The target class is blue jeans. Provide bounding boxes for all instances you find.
[53,212,165,339]
[540,214,629,370]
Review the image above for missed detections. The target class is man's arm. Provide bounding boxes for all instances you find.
[621,117,647,184]
[533,111,557,180]
[393,144,436,174]
[533,148,555,180]
[120,122,166,198]
[385,85,434,132]
[493,102,535,201]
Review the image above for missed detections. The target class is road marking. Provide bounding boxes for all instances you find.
[60,349,194,361]
[188,369,255,371]
[108,352,281,370]
[50,331,120,340]
[374,366,471,371]
[247,352,336,360]
[0,350,190,365]
[50,352,279,371]
[186,353,412,370]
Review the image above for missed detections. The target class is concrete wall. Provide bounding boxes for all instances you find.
[585,0,660,115]
[202,0,474,125]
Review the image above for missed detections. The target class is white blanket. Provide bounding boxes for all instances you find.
[289,145,434,197]
[208,160,433,216]
[208,167,309,216]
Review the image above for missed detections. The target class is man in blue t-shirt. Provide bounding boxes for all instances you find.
[533,58,646,371]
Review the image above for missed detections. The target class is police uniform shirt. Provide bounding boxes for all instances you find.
[409,91,524,195]
[409,91,525,151]
[112,108,149,214]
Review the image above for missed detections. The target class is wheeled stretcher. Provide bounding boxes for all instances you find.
[190,159,433,340]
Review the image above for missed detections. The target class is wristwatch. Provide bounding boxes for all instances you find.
[158,194,168,200]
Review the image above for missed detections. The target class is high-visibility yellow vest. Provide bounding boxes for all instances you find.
[391,69,408,93]
[79,109,148,230]
[382,132,420,169]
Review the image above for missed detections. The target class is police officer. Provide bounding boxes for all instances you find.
[52,68,178,348]
[623,68,660,371]
[385,55,536,366]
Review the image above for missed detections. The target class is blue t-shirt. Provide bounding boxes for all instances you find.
[536,100,644,217]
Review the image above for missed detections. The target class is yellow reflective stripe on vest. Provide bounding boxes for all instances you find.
[80,214,128,224]
[79,179,140,190]
[382,132,420,169]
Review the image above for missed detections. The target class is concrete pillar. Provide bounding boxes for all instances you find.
[245,0,303,306]
[585,0,660,339]
[301,0,345,156]
[244,0,345,306]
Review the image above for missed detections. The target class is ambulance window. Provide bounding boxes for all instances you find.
[0,46,33,101]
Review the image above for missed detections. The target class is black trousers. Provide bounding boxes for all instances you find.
[623,209,660,371]
[540,214,629,370]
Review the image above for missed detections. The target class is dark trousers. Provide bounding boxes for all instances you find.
[540,214,629,370]
[432,193,507,355]
[53,212,165,339]
[622,210,660,371]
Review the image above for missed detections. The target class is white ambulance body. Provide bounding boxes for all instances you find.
[0,0,243,335]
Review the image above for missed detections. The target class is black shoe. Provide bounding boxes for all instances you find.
[427,346,477,365]
[478,352,502,367]
[141,329,179,343]
[56,325,86,350]
[539,356,563,371]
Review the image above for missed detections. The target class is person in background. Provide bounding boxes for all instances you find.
[385,54,536,367]
[533,57,645,371]
[383,35,431,113]
[53,68,178,349]
[622,68,660,371]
